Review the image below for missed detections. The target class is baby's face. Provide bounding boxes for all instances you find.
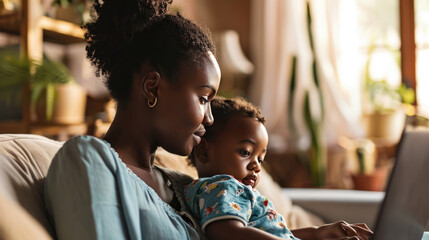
[205,115,268,188]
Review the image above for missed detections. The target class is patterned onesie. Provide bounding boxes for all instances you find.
[184,175,300,239]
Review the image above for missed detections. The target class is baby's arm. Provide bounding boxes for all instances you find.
[206,219,290,240]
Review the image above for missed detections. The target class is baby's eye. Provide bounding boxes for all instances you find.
[239,150,250,157]
[199,96,209,104]
[258,158,264,164]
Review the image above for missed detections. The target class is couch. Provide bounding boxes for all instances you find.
[0,134,382,239]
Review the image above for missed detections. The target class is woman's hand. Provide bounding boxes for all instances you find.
[292,221,373,240]
[315,221,373,240]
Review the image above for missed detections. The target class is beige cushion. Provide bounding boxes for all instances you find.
[0,194,52,240]
[0,134,63,237]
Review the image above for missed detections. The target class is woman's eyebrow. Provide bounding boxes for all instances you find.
[198,85,215,93]
[198,85,216,98]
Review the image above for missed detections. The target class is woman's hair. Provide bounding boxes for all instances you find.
[84,0,215,103]
[188,96,266,166]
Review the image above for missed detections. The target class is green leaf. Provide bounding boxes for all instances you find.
[306,1,315,53]
[31,84,44,112]
[398,84,415,105]
[45,84,56,121]
[288,56,297,139]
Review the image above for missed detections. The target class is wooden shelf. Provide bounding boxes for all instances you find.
[0,11,84,44]
[29,122,87,135]
[0,2,88,140]
[0,121,27,133]
[40,16,85,44]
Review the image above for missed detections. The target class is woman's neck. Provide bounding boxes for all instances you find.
[103,111,156,170]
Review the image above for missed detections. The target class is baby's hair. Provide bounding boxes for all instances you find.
[84,0,215,104]
[188,96,266,166]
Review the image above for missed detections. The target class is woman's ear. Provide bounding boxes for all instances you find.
[140,71,161,102]
[194,139,210,163]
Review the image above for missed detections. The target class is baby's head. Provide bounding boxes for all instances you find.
[189,96,268,188]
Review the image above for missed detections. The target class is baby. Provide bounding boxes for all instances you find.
[185,96,299,240]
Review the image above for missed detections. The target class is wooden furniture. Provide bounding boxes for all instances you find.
[0,0,87,140]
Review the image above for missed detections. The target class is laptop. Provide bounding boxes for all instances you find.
[372,126,429,240]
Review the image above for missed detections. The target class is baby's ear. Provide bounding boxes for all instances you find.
[194,139,210,162]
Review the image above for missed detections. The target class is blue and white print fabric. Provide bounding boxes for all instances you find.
[184,175,299,239]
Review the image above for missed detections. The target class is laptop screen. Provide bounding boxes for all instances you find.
[373,127,429,240]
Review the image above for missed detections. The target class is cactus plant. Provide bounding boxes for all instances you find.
[304,0,326,187]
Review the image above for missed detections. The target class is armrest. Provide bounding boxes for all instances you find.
[282,188,384,229]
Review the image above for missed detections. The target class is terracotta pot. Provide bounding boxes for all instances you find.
[351,167,387,191]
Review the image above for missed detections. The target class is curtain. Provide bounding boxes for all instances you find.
[249,0,364,152]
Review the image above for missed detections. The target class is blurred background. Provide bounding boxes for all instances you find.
[1,0,428,190]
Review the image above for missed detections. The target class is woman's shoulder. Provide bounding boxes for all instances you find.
[58,135,110,154]
[62,135,107,149]
[52,135,118,170]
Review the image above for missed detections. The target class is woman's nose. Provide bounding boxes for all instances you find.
[203,103,214,126]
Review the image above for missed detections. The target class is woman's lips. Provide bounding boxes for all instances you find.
[192,134,201,145]
[194,128,206,137]
[193,128,206,145]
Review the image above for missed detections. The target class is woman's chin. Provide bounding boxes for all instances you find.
[176,142,195,157]
[163,135,198,157]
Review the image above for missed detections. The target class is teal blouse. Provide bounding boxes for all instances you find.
[44,136,199,240]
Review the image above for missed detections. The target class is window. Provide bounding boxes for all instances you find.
[415,0,429,117]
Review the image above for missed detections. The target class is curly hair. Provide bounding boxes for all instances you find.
[188,96,266,166]
[84,0,215,103]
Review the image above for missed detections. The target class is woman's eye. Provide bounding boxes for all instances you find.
[199,96,209,104]
[239,150,251,157]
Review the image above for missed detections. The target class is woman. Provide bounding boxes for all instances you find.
[44,0,371,239]
[45,0,219,239]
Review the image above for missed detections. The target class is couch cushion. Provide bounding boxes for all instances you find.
[0,134,63,236]
[0,194,52,240]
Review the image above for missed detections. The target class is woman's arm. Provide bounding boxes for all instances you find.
[205,220,286,240]
[291,221,373,240]
[44,137,129,240]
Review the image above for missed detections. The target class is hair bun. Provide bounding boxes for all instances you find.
[84,0,174,78]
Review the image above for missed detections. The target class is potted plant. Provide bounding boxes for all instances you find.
[347,138,387,191]
[363,45,415,143]
[0,50,87,124]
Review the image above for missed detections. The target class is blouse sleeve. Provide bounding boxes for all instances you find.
[185,175,256,232]
[44,136,128,240]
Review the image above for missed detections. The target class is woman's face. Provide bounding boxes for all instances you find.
[153,52,221,156]
[203,115,268,188]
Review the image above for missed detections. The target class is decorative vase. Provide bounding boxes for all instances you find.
[364,110,406,143]
[34,83,87,124]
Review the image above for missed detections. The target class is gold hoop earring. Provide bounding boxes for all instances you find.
[147,97,158,108]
